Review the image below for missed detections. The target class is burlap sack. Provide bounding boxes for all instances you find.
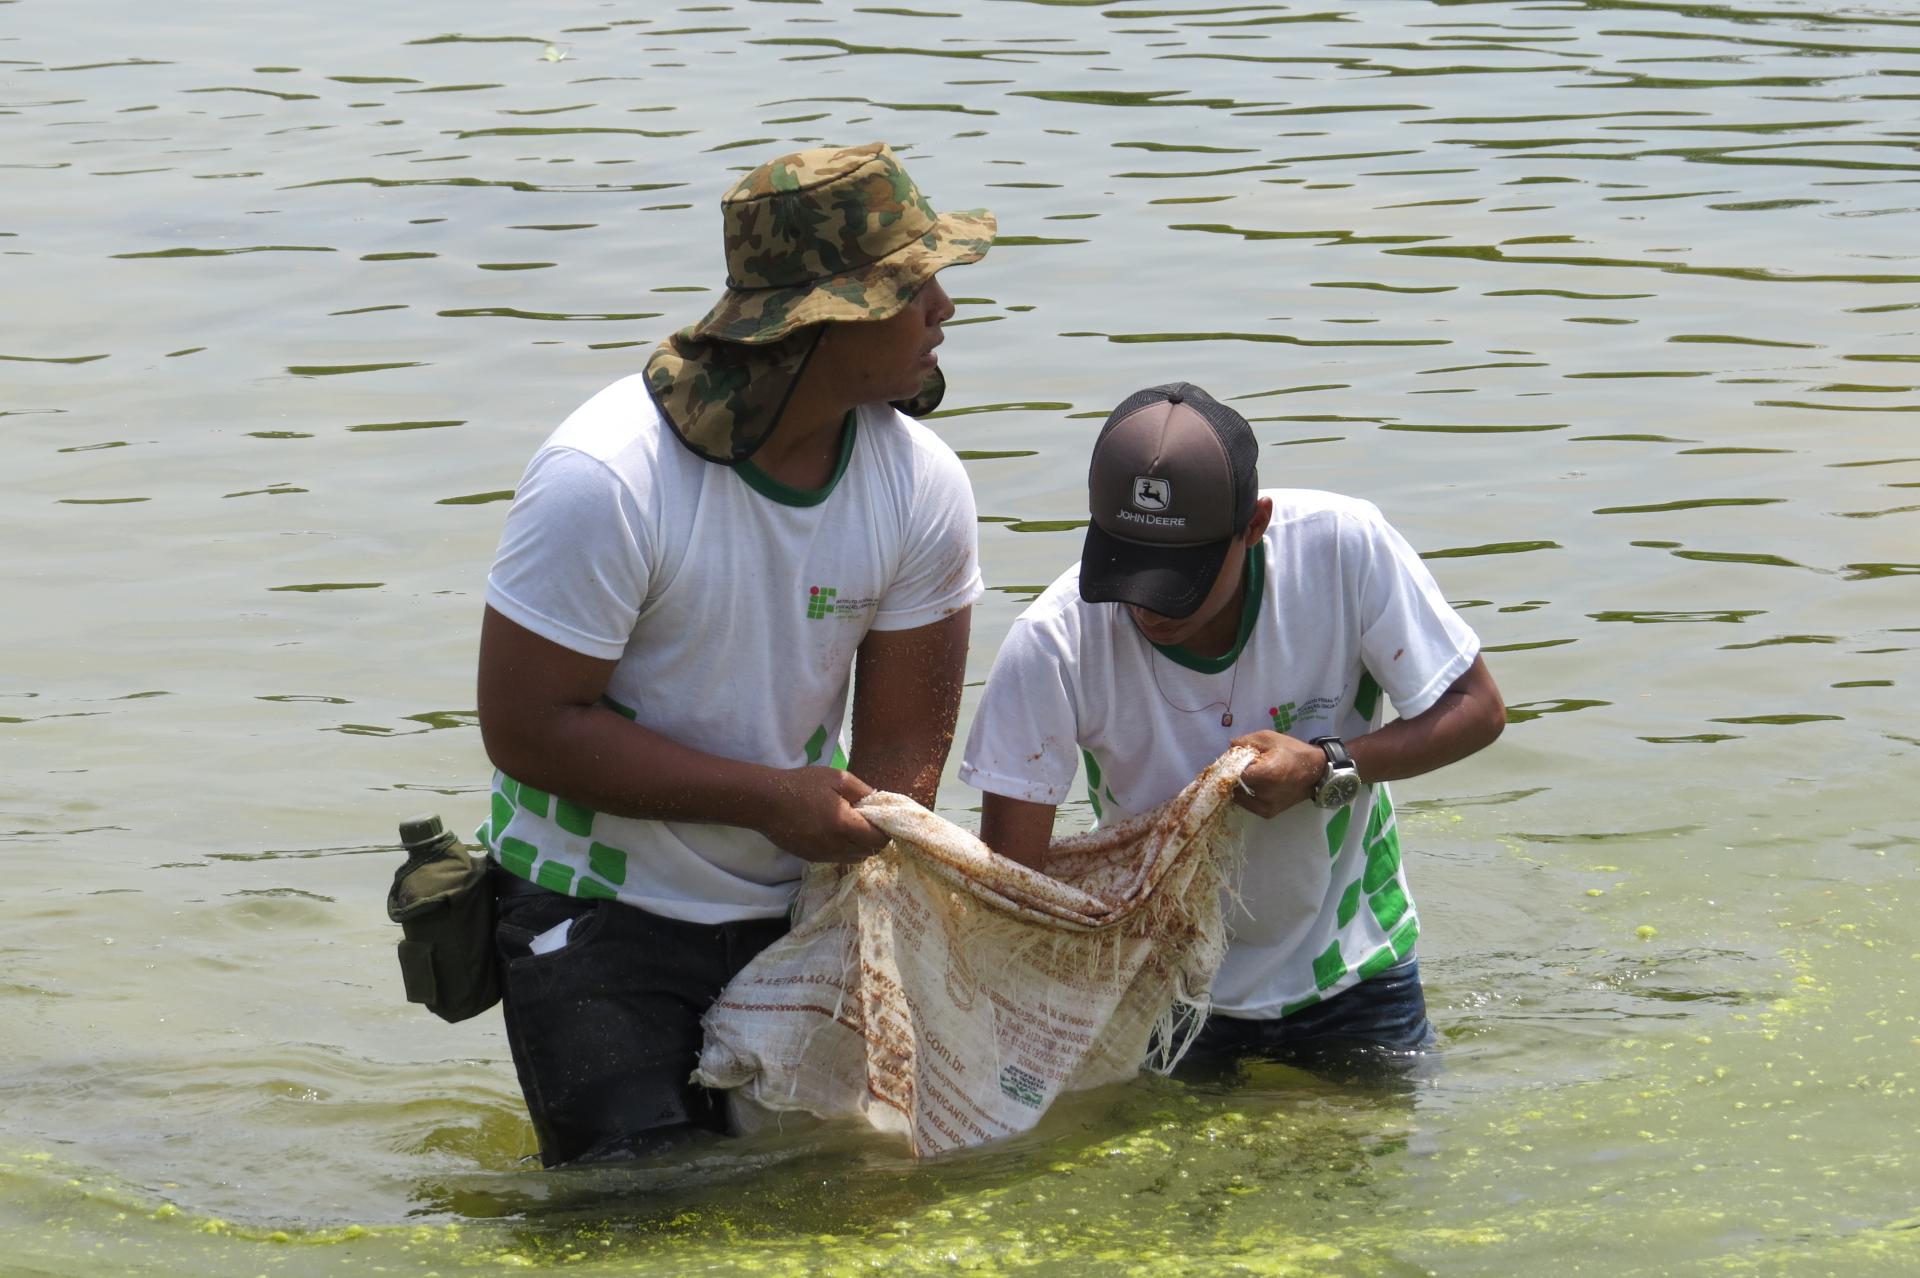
[694,747,1254,1156]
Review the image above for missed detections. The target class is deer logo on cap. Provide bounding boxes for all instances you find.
[1133,476,1171,512]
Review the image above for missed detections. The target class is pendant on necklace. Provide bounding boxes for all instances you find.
[1221,711,1233,727]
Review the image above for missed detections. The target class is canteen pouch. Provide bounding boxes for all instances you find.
[387,816,500,1023]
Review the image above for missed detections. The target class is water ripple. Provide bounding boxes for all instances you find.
[11,0,1920,1258]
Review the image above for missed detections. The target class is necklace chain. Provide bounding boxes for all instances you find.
[1147,647,1241,728]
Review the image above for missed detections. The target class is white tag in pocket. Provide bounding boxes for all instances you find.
[528,917,574,956]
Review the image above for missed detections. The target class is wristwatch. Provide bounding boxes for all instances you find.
[1309,736,1361,809]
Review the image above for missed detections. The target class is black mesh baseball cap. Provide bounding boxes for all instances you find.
[1079,382,1259,619]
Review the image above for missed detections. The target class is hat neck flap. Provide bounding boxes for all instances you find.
[645,325,822,465]
[646,326,950,466]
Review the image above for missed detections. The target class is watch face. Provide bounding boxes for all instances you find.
[1318,770,1361,809]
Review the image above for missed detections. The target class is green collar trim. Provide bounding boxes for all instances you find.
[735,411,857,507]
[1153,543,1265,674]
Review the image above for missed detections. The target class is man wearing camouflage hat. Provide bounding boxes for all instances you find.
[961,382,1505,1081]
[473,142,994,1165]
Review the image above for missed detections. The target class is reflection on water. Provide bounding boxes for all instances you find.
[5,0,1919,1273]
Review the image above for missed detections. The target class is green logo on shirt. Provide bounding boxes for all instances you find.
[1271,696,1339,733]
[804,584,877,622]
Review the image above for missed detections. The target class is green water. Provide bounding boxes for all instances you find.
[4,0,1918,1272]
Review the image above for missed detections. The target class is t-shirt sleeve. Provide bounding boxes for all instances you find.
[870,425,984,632]
[958,611,1081,806]
[1349,503,1481,721]
[484,446,651,661]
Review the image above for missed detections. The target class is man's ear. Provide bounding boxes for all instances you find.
[1243,496,1273,546]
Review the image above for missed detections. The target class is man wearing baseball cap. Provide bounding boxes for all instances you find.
[472,142,994,1164]
[960,382,1505,1076]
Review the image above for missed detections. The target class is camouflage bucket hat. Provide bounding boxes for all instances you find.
[646,141,994,463]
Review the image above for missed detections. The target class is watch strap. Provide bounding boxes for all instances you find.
[1310,735,1353,771]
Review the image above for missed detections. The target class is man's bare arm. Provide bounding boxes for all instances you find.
[477,605,886,862]
[1232,655,1505,818]
[979,792,1058,870]
[846,608,971,809]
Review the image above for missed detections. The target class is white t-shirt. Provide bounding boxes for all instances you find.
[478,373,983,924]
[960,489,1479,1018]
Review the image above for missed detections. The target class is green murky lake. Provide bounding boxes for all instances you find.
[5,0,1918,1273]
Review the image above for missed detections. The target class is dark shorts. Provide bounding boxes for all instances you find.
[1177,956,1437,1086]
[492,867,787,1167]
